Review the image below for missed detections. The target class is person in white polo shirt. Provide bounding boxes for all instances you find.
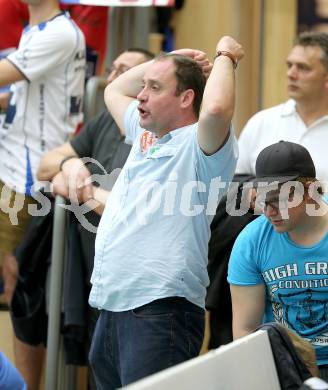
[0,0,85,388]
[237,32,328,187]
[88,36,244,389]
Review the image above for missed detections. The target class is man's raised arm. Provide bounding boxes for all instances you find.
[104,60,154,135]
[198,36,244,155]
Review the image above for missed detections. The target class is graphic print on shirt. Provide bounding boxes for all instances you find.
[140,130,158,154]
[70,95,83,115]
[3,91,16,128]
[264,261,328,348]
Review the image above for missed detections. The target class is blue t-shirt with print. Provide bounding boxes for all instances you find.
[228,208,328,366]
[0,352,26,389]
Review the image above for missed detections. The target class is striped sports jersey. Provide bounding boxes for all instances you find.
[0,12,85,195]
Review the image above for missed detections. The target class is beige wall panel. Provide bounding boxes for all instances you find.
[173,0,263,134]
[173,0,297,132]
[262,0,297,108]
[234,0,262,134]
[173,0,236,56]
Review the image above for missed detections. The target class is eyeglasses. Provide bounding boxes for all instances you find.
[107,64,131,77]
[257,198,290,211]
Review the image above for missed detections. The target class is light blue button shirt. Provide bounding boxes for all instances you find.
[89,100,238,311]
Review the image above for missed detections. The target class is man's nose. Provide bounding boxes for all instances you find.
[287,64,297,78]
[137,87,147,101]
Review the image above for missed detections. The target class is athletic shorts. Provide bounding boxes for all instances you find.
[0,180,36,259]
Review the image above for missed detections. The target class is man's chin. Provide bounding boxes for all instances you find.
[272,225,286,233]
[139,119,151,130]
[270,220,287,232]
[287,90,301,100]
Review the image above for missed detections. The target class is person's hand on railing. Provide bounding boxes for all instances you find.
[60,157,94,204]
[51,172,69,199]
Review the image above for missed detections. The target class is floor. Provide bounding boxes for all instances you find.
[0,310,87,389]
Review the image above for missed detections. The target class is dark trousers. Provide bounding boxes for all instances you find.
[89,297,205,390]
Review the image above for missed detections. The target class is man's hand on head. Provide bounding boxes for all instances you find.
[170,49,213,78]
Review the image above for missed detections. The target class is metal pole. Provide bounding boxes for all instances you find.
[132,6,150,49]
[45,196,67,390]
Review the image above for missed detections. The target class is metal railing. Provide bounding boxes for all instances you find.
[45,196,76,390]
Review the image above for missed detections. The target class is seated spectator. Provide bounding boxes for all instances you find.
[228,141,328,381]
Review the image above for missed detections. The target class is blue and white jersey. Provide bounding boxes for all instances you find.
[0,12,85,195]
[228,205,328,366]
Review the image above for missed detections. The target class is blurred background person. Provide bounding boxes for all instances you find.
[0,0,85,388]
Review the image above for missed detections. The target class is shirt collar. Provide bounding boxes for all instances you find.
[168,122,197,138]
[281,99,328,125]
[281,99,297,117]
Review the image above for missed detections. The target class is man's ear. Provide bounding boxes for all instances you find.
[180,89,195,109]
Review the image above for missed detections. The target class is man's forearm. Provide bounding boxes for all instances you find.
[37,143,78,181]
[0,59,25,87]
[202,55,235,124]
[201,36,244,125]
[37,153,66,181]
[105,60,153,102]
[197,36,244,154]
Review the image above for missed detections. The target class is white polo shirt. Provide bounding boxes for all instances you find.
[237,99,328,186]
[0,12,85,195]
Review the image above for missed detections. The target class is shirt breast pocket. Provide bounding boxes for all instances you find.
[146,145,178,181]
[147,145,178,159]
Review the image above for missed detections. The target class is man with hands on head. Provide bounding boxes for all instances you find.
[37,48,154,390]
[87,36,244,390]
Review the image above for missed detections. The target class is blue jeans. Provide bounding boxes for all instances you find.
[89,297,205,390]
